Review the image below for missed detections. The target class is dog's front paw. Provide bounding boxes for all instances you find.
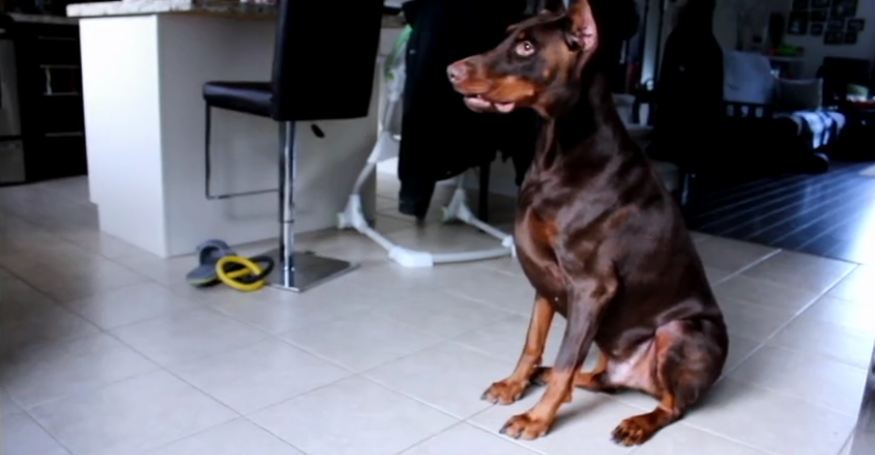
[500,412,553,440]
[481,380,527,405]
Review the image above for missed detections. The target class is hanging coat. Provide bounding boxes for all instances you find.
[398,0,537,218]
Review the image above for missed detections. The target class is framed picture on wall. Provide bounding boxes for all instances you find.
[788,12,809,35]
[812,0,830,7]
[845,31,858,44]
[828,18,846,32]
[825,30,844,45]
[847,18,865,32]
[831,0,858,19]
[811,22,825,36]
[810,9,828,22]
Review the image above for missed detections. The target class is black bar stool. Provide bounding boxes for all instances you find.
[203,0,384,291]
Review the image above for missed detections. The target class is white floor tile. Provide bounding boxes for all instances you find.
[704,267,733,285]
[723,334,761,375]
[469,390,638,455]
[1,333,157,409]
[365,343,513,419]
[150,419,304,455]
[61,231,145,260]
[728,345,867,416]
[111,251,198,286]
[839,436,854,455]
[0,278,100,356]
[250,376,456,455]
[8,253,149,302]
[388,224,512,255]
[441,267,537,316]
[694,237,778,273]
[768,316,875,369]
[63,282,202,329]
[690,232,713,243]
[719,297,796,341]
[205,286,373,335]
[828,265,875,303]
[400,423,538,455]
[797,294,875,336]
[684,378,855,455]
[171,339,350,414]
[452,314,568,366]
[1,387,21,417]
[740,251,856,294]
[111,308,268,366]
[2,177,871,455]
[373,290,515,338]
[479,256,526,278]
[280,312,443,372]
[2,411,70,455]
[714,275,820,313]
[29,371,236,455]
[632,423,769,455]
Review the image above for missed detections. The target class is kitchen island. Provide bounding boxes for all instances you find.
[68,0,387,257]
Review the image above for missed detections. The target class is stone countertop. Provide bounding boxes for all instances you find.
[67,0,406,27]
[67,0,276,19]
[7,13,80,25]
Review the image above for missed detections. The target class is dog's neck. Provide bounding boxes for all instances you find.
[536,70,628,168]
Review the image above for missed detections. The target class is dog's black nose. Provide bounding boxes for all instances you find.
[447,61,469,83]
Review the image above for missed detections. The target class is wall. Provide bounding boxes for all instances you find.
[639,0,790,84]
[713,0,792,52]
[655,0,875,79]
[783,0,875,78]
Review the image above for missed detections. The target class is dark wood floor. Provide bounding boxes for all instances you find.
[686,162,875,265]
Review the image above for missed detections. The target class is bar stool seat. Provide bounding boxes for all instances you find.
[203,82,272,117]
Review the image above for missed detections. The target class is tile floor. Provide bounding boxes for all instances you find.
[0,176,872,455]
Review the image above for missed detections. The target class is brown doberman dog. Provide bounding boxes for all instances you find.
[447,0,728,446]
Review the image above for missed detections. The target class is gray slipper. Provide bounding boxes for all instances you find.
[186,239,235,287]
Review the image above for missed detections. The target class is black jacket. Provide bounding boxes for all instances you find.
[398,0,537,218]
[651,22,724,172]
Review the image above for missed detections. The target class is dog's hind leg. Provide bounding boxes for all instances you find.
[611,319,728,446]
[533,351,616,394]
[482,295,555,405]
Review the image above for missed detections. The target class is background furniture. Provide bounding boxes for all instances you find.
[721,51,843,167]
[203,0,383,290]
[0,13,85,185]
[70,0,384,258]
[818,57,872,106]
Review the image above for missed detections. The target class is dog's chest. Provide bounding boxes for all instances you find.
[514,207,569,304]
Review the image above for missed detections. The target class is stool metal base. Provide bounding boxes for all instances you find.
[263,249,357,292]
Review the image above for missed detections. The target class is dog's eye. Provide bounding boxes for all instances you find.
[514,40,536,58]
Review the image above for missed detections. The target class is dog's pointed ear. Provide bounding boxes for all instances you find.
[565,0,598,52]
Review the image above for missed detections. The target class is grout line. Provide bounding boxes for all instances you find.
[240,374,355,418]
[671,420,782,455]
[837,430,855,455]
[711,259,865,410]
[711,247,783,284]
[239,416,312,455]
[98,332,246,437]
[242,373,462,455]
[2,385,77,455]
[390,421,467,455]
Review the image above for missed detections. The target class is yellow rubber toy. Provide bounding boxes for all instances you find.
[216,256,268,292]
